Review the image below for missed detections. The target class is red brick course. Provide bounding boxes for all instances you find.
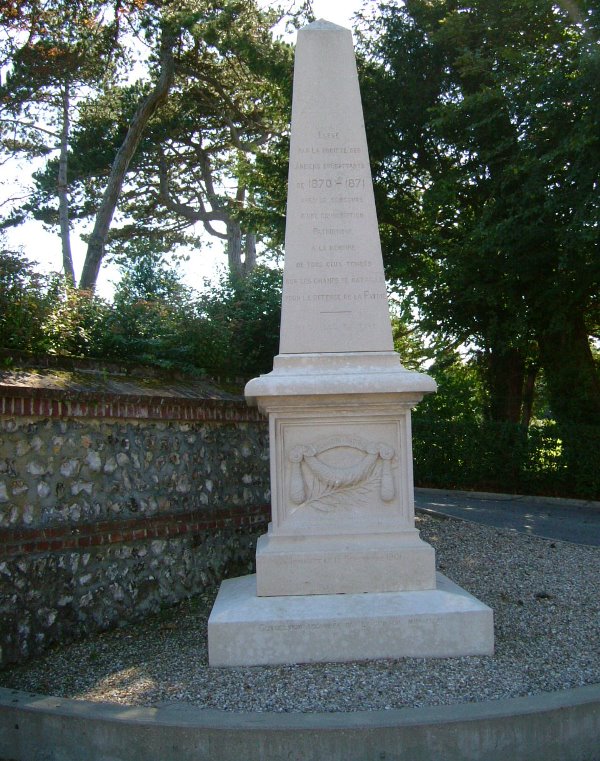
[0,389,265,423]
[0,504,271,559]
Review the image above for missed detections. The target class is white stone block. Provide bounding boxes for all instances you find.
[255,532,436,596]
[208,573,494,666]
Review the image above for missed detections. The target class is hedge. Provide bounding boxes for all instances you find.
[412,417,600,500]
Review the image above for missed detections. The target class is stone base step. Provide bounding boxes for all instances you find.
[208,572,494,666]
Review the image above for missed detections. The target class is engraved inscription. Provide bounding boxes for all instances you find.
[280,96,395,354]
[307,177,365,190]
[261,617,423,633]
[287,125,388,318]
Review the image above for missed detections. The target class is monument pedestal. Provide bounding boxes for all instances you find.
[207,19,494,666]
[208,353,494,665]
[248,353,438,597]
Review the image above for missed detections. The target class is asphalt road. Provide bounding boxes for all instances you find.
[414,488,600,547]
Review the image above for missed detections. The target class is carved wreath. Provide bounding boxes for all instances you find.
[287,435,396,508]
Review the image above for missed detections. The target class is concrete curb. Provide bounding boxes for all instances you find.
[1,684,599,761]
[415,487,600,511]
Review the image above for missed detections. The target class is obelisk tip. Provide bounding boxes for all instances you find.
[302,18,350,32]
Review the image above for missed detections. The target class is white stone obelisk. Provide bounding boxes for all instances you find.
[208,20,493,666]
[278,21,394,356]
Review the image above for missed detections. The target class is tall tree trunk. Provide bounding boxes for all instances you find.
[227,218,243,277]
[537,311,600,496]
[485,345,526,423]
[520,362,538,429]
[537,312,600,428]
[79,26,176,290]
[58,81,75,284]
[243,232,256,275]
[226,223,257,278]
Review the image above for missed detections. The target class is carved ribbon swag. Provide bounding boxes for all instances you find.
[288,437,396,506]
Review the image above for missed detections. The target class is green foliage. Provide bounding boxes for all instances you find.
[0,247,53,353]
[0,246,282,378]
[416,351,488,423]
[43,285,111,357]
[97,259,281,378]
[359,0,600,426]
[196,266,282,378]
[413,418,600,500]
[18,260,273,380]
[97,255,201,369]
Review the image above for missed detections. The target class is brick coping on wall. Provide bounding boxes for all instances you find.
[0,387,265,423]
[0,504,271,560]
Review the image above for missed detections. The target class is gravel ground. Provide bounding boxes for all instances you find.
[1,513,599,713]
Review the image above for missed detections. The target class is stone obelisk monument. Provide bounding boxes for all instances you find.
[208,20,493,666]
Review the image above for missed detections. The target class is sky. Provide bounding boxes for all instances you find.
[4,0,364,298]
[293,0,360,28]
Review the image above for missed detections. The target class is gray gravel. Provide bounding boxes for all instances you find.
[2,514,599,713]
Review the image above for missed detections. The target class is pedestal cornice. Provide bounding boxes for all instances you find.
[245,352,436,406]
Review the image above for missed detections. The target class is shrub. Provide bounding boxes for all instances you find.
[43,285,111,357]
[0,248,53,354]
[195,266,282,378]
[412,417,600,499]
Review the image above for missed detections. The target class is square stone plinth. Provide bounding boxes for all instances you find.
[208,573,494,666]
[255,533,436,596]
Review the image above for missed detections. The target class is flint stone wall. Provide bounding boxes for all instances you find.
[0,368,270,666]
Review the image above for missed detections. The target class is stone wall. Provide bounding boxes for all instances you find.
[0,368,270,666]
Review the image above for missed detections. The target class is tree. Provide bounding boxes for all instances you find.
[0,0,121,282]
[359,0,600,428]
[147,4,293,277]
[79,13,177,289]
[12,0,296,285]
[85,0,294,282]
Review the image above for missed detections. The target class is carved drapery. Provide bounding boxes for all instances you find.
[288,436,395,509]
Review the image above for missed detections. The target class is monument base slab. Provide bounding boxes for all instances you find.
[208,573,494,666]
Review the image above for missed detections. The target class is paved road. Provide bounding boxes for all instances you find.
[414,488,600,546]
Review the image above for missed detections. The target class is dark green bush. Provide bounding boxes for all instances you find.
[1,249,282,379]
[412,417,600,500]
[0,249,54,354]
[195,266,282,378]
[93,256,196,369]
[43,286,111,357]
[415,351,488,423]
